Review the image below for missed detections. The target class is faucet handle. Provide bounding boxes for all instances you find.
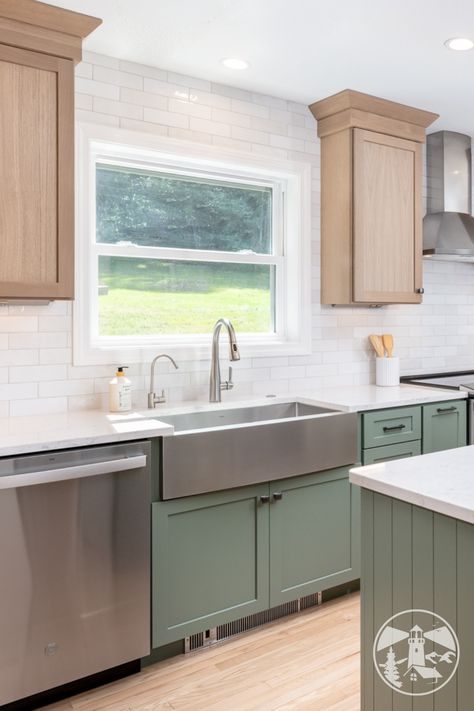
[220,366,234,391]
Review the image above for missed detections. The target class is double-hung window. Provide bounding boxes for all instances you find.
[75,124,311,364]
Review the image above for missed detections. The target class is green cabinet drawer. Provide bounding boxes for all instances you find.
[362,439,421,465]
[422,400,467,454]
[362,406,421,448]
[152,484,270,647]
[269,467,360,607]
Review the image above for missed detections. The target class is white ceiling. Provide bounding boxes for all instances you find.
[49,0,474,133]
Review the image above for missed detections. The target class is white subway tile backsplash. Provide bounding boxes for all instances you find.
[119,60,167,80]
[120,118,169,136]
[93,65,144,90]
[143,107,189,129]
[76,94,93,111]
[167,72,211,92]
[76,109,120,127]
[231,125,269,145]
[38,380,94,397]
[144,77,187,98]
[9,365,68,383]
[10,397,68,417]
[0,350,39,366]
[75,62,93,79]
[93,97,143,120]
[0,51,471,416]
[169,98,211,119]
[0,317,38,333]
[231,98,270,118]
[39,349,72,365]
[38,316,70,333]
[0,383,38,401]
[76,77,120,101]
[120,87,168,110]
[83,51,120,69]
[189,117,230,136]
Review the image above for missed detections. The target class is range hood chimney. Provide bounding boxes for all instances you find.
[423,130,474,261]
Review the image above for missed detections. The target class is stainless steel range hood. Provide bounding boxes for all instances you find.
[423,131,474,261]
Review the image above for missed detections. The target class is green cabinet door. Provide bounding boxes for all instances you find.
[422,400,467,454]
[269,467,360,607]
[152,484,270,647]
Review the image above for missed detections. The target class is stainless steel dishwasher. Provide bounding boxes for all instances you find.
[0,441,151,707]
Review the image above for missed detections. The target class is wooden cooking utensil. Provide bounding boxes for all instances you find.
[382,334,394,358]
[369,334,385,358]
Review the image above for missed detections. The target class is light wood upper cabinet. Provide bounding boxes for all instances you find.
[0,0,101,300]
[310,90,438,306]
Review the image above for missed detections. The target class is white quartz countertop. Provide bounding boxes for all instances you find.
[0,411,173,457]
[350,446,474,524]
[0,383,465,458]
[144,383,467,418]
[292,384,467,413]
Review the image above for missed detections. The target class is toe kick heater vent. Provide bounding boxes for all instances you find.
[184,592,322,654]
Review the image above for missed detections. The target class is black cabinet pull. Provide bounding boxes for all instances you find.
[260,495,270,504]
[436,406,457,414]
[383,424,406,432]
[272,492,283,501]
[416,287,425,294]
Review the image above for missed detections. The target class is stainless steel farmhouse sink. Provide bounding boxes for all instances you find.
[155,401,357,499]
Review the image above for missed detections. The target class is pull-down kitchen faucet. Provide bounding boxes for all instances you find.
[209,318,240,403]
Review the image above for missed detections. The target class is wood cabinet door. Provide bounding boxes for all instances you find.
[353,128,422,304]
[0,45,74,299]
[269,468,360,608]
[152,484,270,647]
[422,400,467,454]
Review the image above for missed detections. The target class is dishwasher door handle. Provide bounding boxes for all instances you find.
[0,455,147,490]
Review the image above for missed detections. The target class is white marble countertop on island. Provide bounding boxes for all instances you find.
[0,410,173,458]
[350,446,474,524]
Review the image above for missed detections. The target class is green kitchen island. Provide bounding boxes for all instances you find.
[350,446,474,710]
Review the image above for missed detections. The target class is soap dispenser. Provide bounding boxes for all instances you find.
[109,366,132,412]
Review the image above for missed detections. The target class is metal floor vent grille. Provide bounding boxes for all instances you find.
[184,591,322,654]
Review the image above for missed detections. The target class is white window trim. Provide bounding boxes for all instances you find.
[74,122,312,365]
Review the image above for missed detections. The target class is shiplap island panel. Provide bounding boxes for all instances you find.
[351,448,474,710]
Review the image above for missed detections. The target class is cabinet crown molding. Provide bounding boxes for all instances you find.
[0,0,102,62]
[309,89,439,141]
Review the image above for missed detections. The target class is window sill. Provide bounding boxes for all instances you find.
[73,336,312,366]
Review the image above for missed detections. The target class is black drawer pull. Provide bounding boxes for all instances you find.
[260,495,270,504]
[383,424,406,432]
[436,406,457,414]
[272,492,283,501]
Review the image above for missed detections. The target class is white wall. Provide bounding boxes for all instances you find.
[0,50,473,416]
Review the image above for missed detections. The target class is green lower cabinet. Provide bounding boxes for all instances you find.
[152,467,360,648]
[422,400,467,454]
[152,484,270,647]
[362,439,422,465]
[269,468,360,607]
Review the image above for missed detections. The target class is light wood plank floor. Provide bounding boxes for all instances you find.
[41,592,360,711]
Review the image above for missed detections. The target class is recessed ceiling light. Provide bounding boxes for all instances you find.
[444,37,474,51]
[221,57,249,70]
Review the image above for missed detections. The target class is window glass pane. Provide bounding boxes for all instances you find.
[98,256,275,336]
[96,164,272,254]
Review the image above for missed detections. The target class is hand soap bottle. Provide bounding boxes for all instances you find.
[109,366,132,412]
